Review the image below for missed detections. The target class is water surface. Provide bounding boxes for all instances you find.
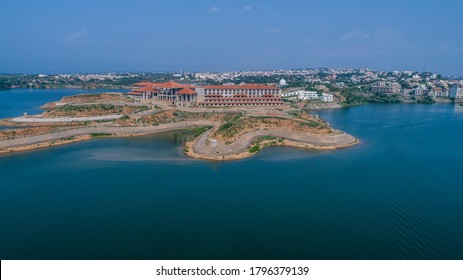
[1,93,462,259]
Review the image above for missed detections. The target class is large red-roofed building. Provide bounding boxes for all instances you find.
[129,81,198,106]
[129,82,283,107]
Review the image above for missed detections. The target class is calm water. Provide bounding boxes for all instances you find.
[1,90,463,259]
[0,88,128,120]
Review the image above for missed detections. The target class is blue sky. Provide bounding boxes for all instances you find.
[1,0,462,75]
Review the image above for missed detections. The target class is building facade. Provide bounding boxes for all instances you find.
[428,87,449,97]
[372,81,401,94]
[129,81,198,107]
[322,93,334,102]
[198,84,283,106]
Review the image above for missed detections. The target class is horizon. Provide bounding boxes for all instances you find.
[1,0,462,76]
[1,68,461,79]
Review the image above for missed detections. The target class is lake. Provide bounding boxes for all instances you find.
[1,89,462,259]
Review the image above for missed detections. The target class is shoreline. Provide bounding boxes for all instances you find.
[0,121,358,160]
[185,124,358,161]
[0,121,219,155]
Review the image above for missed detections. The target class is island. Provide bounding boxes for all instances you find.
[0,89,358,160]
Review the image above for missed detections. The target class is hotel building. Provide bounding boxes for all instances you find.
[198,84,283,106]
[129,82,283,107]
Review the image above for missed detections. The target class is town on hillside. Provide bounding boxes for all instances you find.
[1,69,463,107]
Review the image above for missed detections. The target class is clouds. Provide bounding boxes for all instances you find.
[339,30,371,41]
[267,27,280,34]
[207,7,220,13]
[339,28,404,42]
[65,30,88,44]
[207,5,253,13]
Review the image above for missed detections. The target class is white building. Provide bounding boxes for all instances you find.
[279,79,287,86]
[428,87,448,97]
[282,90,317,100]
[322,93,334,102]
[297,91,319,100]
[450,85,463,98]
[372,81,401,94]
[282,90,334,102]
[282,90,319,100]
[412,86,426,96]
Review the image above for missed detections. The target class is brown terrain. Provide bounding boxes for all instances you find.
[0,92,359,160]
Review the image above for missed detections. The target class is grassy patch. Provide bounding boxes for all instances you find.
[287,110,302,118]
[248,144,260,154]
[190,126,213,138]
[218,122,234,132]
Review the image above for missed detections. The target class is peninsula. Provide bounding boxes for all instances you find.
[0,83,358,160]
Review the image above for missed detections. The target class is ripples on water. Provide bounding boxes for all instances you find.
[81,147,190,162]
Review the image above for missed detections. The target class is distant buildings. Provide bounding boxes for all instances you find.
[322,93,334,102]
[450,85,463,98]
[411,86,426,96]
[282,90,334,102]
[428,87,449,97]
[372,81,401,94]
[282,90,317,100]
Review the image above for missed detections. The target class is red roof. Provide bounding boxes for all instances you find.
[204,84,279,90]
[130,86,158,93]
[176,87,197,95]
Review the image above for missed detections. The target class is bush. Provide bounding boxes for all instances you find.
[248,145,260,154]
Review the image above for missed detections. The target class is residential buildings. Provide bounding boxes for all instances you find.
[372,81,401,94]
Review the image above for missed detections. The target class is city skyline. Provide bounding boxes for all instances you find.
[1,0,462,76]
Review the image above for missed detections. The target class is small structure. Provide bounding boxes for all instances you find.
[279,79,287,86]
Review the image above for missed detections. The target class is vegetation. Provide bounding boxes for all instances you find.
[417,96,435,104]
[189,126,213,138]
[248,144,261,154]
[340,88,402,107]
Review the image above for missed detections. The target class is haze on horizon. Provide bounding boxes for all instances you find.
[1,0,462,76]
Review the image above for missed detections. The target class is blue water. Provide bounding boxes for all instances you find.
[1,91,463,259]
[0,88,128,120]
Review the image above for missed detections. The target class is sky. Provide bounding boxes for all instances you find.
[0,0,462,76]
